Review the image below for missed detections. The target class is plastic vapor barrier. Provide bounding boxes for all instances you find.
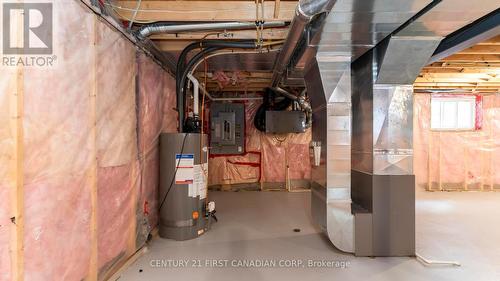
[0,1,177,280]
[414,93,500,191]
[208,101,312,187]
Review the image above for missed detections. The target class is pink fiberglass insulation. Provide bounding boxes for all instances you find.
[21,1,94,280]
[137,54,165,153]
[24,179,91,281]
[162,75,178,133]
[96,21,137,168]
[0,1,177,280]
[261,136,287,183]
[413,94,430,189]
[0,185,12,281]
[208,100,312,186]
[137,53,177,230]
[245,101,262,151]
[487,95,500,186]
[414,93,500,191]
[287,143,312,180]
[0,67,16,281]
[97,164,137,275]
[95,15,138,278]
[140,153,160,228]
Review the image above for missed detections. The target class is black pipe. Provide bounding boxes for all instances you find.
[176,40,259,132]
[176,40,256,81]
[177,46,220,132]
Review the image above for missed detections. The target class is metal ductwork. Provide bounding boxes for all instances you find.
[350,34,442,255]
[270,0,336,87]
[137,21,287,39]
[375,36,442,84]
[304,0,497,257]
[303,0,435,255]
[304,60,353,253]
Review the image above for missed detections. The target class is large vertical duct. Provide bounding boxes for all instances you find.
[303,0,435,254]
[305,55,353,253]
[303,0,497,256]
[351,35,441,256]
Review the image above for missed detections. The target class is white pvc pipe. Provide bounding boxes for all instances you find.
[187,73,199,116]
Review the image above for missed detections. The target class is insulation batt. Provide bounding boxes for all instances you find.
[0,1,178,280]
[0,67,16,281]
[208,101,312,186]
[413,94,500,191]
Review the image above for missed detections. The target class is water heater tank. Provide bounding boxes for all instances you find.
[159,133,208,240]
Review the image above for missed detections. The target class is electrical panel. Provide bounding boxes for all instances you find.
[265,111,306,133]
[210,102,245,155]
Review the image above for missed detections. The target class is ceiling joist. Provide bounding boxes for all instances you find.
[150,28,289,41]
[112,0,297,22]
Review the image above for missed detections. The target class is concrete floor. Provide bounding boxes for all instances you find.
[119,190,500,281]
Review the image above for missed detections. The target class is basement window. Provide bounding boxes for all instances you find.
[430,95,482,131]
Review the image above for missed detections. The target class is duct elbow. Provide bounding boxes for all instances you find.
[137,25,158,39]
[297,0,335,19]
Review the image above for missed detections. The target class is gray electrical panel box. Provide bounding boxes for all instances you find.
[210,102,245,154]
[265,111,306,133]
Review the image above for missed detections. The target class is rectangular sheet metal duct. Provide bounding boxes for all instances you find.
[302,0,496,257]
[350,33,442,256]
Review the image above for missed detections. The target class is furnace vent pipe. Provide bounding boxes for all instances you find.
[137,21,287,39]
[271,0,335,87]
[187,73,200,117]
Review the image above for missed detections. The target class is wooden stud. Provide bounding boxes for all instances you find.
[477,35,500,45]
[489,114,494,190]
[459,45,500,55]
[274,0,281,19]
[464,146,468,191]
[438,132,442,191]
[11,9,25,280]
[105,247,148,281]
[88,14,98,281]
[441,54,500,62]
[126,53,139,260]
[426,95,432,191]
[480,145,484,191]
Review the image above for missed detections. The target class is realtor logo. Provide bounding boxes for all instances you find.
[3,3,53,55]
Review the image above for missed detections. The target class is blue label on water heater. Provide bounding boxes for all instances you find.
[175,154,195,184]
[175,154,194,160]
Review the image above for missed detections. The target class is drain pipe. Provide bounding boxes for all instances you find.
[137,21,287,39]
[271,0,335,87]
[187,73,200,117]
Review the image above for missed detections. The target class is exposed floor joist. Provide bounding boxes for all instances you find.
[416,35,500,93]
[150,28,289,42]
[117,0,499,95]
[111,0,297,22]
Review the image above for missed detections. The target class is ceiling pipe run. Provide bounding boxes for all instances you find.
[137,21,287,39]
[270,0,336,87]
